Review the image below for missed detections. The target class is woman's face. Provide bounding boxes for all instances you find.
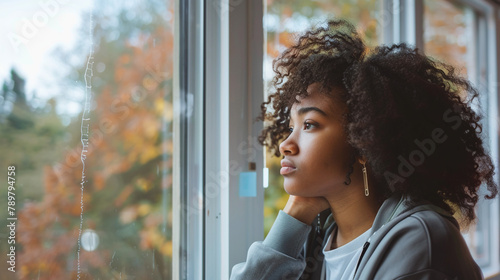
[279,83,354,197]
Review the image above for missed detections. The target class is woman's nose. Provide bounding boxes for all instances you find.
[279,135,298,156]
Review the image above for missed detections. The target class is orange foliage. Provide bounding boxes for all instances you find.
[16,18,175,280]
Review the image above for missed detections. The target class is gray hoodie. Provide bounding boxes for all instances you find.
[230,193,483,279]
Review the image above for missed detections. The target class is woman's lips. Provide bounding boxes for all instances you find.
[280,166,296,175]
[280,159,296,175]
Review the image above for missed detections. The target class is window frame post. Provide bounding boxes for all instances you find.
[205,0,264,279]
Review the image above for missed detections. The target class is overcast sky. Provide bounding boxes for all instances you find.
[0,0,93,114]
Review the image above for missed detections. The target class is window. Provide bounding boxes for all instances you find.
[424,0,470,74]
[0,0,204,278]
[1,0,500,279]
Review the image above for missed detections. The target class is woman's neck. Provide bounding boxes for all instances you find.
[326,186,382,248]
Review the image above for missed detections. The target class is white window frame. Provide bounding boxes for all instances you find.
[205,0,264,279]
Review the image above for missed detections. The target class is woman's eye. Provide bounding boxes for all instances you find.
[287,122,315,133]
[304,122,315,130]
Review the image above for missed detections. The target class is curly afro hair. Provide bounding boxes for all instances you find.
[257,19,498,225]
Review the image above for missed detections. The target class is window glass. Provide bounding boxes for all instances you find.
[0,1,176,278]
[423,0,469,75]
[263,0,382,235]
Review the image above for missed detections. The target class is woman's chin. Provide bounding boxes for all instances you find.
[283,184,307,196]
[283,184,295,195]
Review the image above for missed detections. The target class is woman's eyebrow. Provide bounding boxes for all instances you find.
[297,106,328,117]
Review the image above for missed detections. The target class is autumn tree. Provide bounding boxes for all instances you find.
[5,1,176,279]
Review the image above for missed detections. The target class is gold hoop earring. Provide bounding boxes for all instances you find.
[362,163,369,197]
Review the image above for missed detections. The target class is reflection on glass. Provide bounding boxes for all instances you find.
[0,1,175,279]
[81,229,99,252]
[263,0,381,236]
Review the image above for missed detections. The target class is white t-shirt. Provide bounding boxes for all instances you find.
[322,227,372,280]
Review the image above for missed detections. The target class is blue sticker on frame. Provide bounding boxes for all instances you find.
[239,172,257,197]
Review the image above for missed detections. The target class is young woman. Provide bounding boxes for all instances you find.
[230,20,498,280]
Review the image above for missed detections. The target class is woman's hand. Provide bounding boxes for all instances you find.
[283,195,330,225]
